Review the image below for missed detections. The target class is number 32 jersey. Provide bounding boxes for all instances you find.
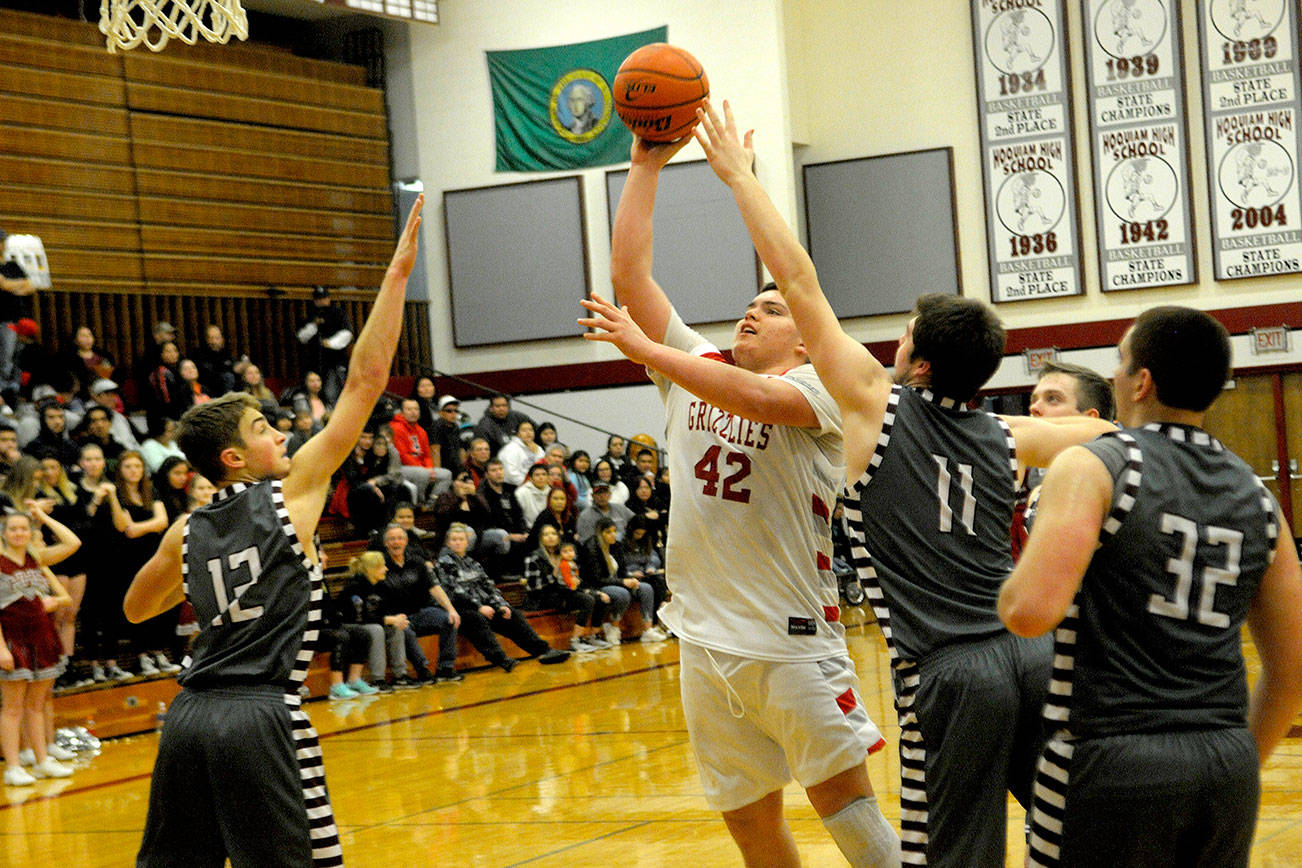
[179,479,323,691]
[652,309,847,662]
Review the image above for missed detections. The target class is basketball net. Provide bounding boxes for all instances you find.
[99,0,249,54]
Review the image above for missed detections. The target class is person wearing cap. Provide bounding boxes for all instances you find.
[429,394,465,479]
[0,229,35,405]
[89,378,141,451]
[297,286,352,405]
[575,480,634,545]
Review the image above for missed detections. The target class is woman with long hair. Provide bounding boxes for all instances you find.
[622,514,669,642]
[151,456,192,524]
[527,484,576,550]
[75,443,131,682]
[522,523,607,652]
[106,451,175,677]
[497,420,545,486]
[627,475,667,546]
[590,458,630,507]
[36,457,91,686]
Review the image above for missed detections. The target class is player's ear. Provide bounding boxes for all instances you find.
[219,445,245,474]
[1083,407,1100,418]
[1132,367,1156,403]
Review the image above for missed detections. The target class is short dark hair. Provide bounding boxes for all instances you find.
[486,458,504,469]
[1039,360,1115,419]
[910,294,1006,402]
[177,393,260,483]
[1126,306,1230,412]
[594,517,616,535]
[528,463,549,478]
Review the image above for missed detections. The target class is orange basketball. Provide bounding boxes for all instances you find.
[613,43,709,143]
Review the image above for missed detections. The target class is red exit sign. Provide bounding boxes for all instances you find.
[1251,326,1291,354]
[1023,347,1060,374]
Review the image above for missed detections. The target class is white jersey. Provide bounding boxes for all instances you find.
[653,309,846,662]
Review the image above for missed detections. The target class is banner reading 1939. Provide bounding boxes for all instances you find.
[1084,0,1196,291]
[1199,0,1302,279]
[972,0,1083,302]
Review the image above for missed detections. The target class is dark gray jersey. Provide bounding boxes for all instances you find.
[179,480,323,691]
[844,385,1018,662]
[1049,424,1278,738]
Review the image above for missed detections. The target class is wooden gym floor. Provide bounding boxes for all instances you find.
[2,614,1300,866]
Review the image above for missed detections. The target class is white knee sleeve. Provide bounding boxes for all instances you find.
[821,795,901,868]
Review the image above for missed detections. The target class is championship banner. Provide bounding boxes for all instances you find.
[972,0,1083,302]
[488,27,667,172]
[1198,0,1302,279]
[1083,0,1196,291]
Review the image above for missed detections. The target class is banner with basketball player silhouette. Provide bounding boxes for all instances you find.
[1083,0,1197,292]
[1198,0,1302,280]
[488,26,667,172]
[971,0,1083,302]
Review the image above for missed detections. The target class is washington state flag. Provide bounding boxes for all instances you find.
[488,26,667,172]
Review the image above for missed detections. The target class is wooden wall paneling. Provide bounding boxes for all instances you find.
[129,114,390,164]
[130,140,389,189]
[0,155,136,194]
[162,39,368,86]
[6,221,142,253]
[51,249,144,282]
[141,256,387,287]
[0,35,122,77]
[0,94,130,137]
[125,83,387,138]
[3,189,138,224]
[0,126,133,164]
[136,199,391,237]
[123,54,384,113]
[134,169,392,213]
[141,226,395,262]
[0,64,125,106]
[0,9,104,46]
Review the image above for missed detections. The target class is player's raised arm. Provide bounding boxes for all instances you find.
[284,194,423,510]
[124,515,188,623]
[609,136,692,343]
[693,100,890,415]
[1002,413,1117,468]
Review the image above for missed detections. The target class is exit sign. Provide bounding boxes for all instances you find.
[1251,326,1291,355]
[1023,347,1060,375]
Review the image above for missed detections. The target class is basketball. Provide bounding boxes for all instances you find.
[613,43,709,143]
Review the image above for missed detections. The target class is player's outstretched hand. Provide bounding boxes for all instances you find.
[694,99,754,186]
[388,193,425,280]
[579,293,659,364]
[629,133,693,170]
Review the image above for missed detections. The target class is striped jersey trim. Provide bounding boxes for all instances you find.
[269,479,323,697]
[1027,432,1141,867]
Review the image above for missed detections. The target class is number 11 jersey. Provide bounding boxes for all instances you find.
[652,309,847,662]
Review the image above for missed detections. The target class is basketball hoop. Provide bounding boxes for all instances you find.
[99,0,249,54]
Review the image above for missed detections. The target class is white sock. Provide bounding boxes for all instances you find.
[821,795,901,868]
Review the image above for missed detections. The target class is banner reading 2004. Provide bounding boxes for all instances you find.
[972,0,1083,302]
[1199,0,1302,279]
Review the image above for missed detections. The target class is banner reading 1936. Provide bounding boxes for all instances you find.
[972,0,1082,302]
[1084,0,1196,291]
[1199,0,1302,279]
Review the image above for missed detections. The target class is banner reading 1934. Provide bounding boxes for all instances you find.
[1084,0,1196,291]
[972,0,1083,302]
[1199,0,1302,279]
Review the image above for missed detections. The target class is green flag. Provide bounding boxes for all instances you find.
[488,26,667,172]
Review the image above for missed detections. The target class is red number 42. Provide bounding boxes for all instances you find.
[693,445,752,503]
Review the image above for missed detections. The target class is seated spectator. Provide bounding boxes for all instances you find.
[496,420,544,486]
[430,471,492,555]
[622,514,669,642]
[514,463,552,528]
[543,443,568,468]
[590,459,629,507]
[378,524,463,684]
[152,456,192,523]
[580,517,653,646]
[626,476,666,546]
[428,395,465,479]
[329,551,402,693]
[187,473,215,511]
[566,450,593,510]
[437,524,569,670]
[598,434,633,486]
[341,429,412,536]
[367,501,434,563]
[576,481,634,544]
[477,458,529,567]
[138,417,185,476]
[239,363,276,412]
[536,421,559,450]
[410,376,438,438]
[628,441,660,488]
[527,485,576,550]
[177,359,210,407]
[25,401,81,467]
[0,240,34,405]
[463,437,492,487]
[522,524,608,652]
[194,323,244,397]
[285,410,314,457]
[61,325,115,401]
[473,393,534,456]
[546,464,578,507]
[390,397,450,507]
[73,405,127,470]
[0,425,17,479]
[142,340,190,430]
[87,378,140,451]
[284,371,331,432]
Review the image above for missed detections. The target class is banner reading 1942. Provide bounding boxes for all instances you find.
[1084,0,1196,291]
[1198,0,1302,279]
[972,0,1082,302]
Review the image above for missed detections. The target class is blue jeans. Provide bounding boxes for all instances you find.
[408,605,458,672]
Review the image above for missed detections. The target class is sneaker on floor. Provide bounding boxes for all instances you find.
[374,680,395,694]
[586,634,612,650]
[538,648,571,664]
[107,664,132,681]
[391,676,421,690]
[347,679,379,696]
[412,668,436,685]
[603,623,621,645]
[640,626,668,643]
[154,653,181,674]
[138,654,160,677]
[46,742,77,762]
[31,758,72,779]
[570,636,597,653]
[495,657,517,672]
[90,663,106,683]
[328,683,359,701]
[434,669,465,683]
[3,767,35,787]
[17,748,34,767]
